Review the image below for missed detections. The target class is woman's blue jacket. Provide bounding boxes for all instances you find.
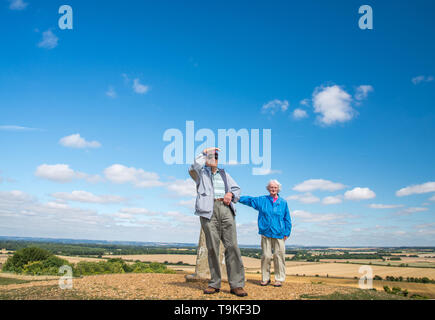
[239,195,292,239]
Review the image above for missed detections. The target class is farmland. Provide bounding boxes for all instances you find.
[1,239,434,299]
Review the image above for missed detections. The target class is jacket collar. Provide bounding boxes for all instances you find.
[205,166,219,175]
[267,194,280,203]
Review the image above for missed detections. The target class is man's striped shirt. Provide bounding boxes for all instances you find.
[212,169,226,199]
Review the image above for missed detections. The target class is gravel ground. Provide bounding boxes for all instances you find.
[0,272,357,300]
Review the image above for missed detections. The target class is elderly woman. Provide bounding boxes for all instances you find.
[239,180,291,287]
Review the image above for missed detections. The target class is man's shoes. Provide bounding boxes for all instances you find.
[273,281,282,287]
[203,286,220,294]
[230,287,248,297]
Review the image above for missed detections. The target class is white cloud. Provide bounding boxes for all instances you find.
[300,99,310,106]
[369,203,404,209]
[38,30,58,49]
[0,125,39,132]
[59,133,101,149]
[253,168,282,176]
[35,164,77,183]
[118,207,154,215]
[0,190,33,203]
[354,85,373,101]
[261,99,289,115]
[430,194,435,201]
[396,182,435,197]
[412,75,434,85]
[396,207,429,216]
[322,195,343,205]
[166,179,196,197]
[104,164,163,188]
[312,85,355,125]
[292,108,308,120]
[293,179,346,192]
[106,86,117,98]
[344,187,376,200]
[133,78,149,94]
[35,164,102,183]
[51,190,126,204]
[292,210,351,225]
[287,193,319,204]
[177,198,195,209]
[9,0,28,10]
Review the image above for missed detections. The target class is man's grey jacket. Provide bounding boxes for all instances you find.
[189,153,241,220]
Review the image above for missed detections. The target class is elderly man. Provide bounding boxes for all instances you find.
[239,179,291,287]
[189,147,247,297]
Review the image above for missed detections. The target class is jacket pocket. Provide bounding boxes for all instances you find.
[258,214,270,233]
[195,193,212,213]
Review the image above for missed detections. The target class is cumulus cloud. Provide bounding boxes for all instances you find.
[344,187,376,200]
[166,179,196,197]
[354,85,373,101]
[177,198,195,209]
[59,134,101,149]
[287,193,320,204]
[292,108,308,120]
[35,164,77,183]
[106,86,117,98]
[9,0,28,10]
[322,195,343,205]
[396,182,435,197]
[412,75,434,85]
[292,210,351,225]
[396,207,429,216]
[133,78,149,94]
[300,99,310,106]
[369,203,404,209]
[312,85,355,125]
[118,207,152,215]
[293,179,346,192]
[104,164,163,188]
[35,164,102,183]
[51,190,126,204]
[261,99,289,115]
[37,30,58,49]
[253,168,282,176]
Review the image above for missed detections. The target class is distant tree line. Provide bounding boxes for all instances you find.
[376,275,435,284]
[0,240,197,256]
[287,251,387,261]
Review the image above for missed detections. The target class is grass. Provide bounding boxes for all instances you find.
[300,289,411,300]
[0,285,97,300]
[0,276,31,285]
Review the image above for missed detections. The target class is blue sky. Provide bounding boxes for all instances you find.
[0,0,434,246]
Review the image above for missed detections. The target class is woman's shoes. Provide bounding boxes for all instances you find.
[260,280,271,286]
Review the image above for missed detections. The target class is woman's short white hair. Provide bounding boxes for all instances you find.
[266,179,282,192]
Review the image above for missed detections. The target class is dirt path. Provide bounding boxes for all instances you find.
[0,272,357,300]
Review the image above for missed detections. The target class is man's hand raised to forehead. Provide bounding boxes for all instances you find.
[203,147,221,155]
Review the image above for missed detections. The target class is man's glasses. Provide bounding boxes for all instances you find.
[206,153,218,160]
